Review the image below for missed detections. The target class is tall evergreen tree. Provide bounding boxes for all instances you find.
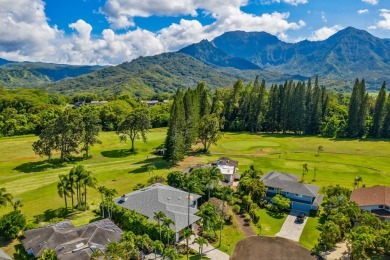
[164,90,186,165]
[347,79,362,137]
[382,93,390,138]
[183,89,199,150]
[370,82,387,137]
[356,80,368,137]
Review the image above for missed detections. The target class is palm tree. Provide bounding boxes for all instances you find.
[104,188,118,218]
[105,241,125,259]
[219,187,232,247]
[70,165,86,207]
[163,247,179,260]
[82,170,97,207]
[68,168,76,211]
[162,217,175,245]
[317,145,324,156]
[154,211,167,241]
[136,234,152,260]
[197,202,220,235]
[57,174,69,213]
[354,176,363,189]
[194,236,208,257]
[147,165,157,176]
[12,198,23,211]
[0,187,13,208]
[301,163,308,182]
[152,240,164,260]
[182,228,193,260]
[98,186,107,218]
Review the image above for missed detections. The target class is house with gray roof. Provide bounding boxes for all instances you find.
[114,183,202,242]
[0,249,12,260]
[261,171,324,213]
[22,218,122,259]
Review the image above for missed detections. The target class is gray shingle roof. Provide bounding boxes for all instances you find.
[0,249,12,260]
[22,219,122,259]
[261,171,320,198]
[114,184,202,233]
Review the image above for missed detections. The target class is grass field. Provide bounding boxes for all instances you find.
[1,129,390,255]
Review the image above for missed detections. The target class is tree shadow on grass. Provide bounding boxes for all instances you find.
[34,208,68,223]
[128,157,170,174]
[266,210,285,219]
[13,157,84,173]
[101,149,137,158]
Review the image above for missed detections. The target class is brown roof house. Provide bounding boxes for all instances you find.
[22,218,122,259]
[350,185,390,221]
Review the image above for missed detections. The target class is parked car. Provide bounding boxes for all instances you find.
[295,212,306,223]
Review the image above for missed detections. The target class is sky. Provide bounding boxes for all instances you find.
[0,0,389,65]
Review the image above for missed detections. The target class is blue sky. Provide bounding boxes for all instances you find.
[0,0,389,65]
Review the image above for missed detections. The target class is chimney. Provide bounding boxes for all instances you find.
[120,194,128,202]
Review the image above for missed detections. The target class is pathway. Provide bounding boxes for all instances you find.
[181,235,230,260]
[234,213,256,237]
[275,211,308,242]
[321,242,350,260]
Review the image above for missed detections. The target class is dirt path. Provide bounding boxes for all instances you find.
[234,213,256,237]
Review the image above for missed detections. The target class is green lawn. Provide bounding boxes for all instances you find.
[252,209,287,236]
[299,215,323,250]
[214,210,245,255]
[1,129,390,254]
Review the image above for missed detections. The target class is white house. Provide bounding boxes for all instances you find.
[211,157,239,184]
[350,185,390,221]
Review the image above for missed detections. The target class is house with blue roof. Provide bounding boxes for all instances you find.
[261,171,324,213]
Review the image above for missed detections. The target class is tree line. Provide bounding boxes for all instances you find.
[163,77,388,163]
[0,88,170,138]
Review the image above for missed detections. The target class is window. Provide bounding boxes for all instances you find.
[294,194,302,197]
[385,206,389,210]
[379,205,384,209]
[286,192,289,195]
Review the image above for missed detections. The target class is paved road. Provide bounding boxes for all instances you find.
[181,235,230,260]
[276,211,308,242]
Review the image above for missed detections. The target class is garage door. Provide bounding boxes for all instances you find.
[291,201,311,212]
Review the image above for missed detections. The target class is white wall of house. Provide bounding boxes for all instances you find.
[360,204,390,212]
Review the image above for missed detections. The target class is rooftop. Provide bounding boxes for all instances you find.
[261,171,320,197]
[22,219,122,259]
[212,157,239,167]
[114,184,202,232]
[350,186,390,207]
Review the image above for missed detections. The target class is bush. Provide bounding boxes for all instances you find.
[232,205,240,214]
[0,210,26,240]
[109,204,175,243]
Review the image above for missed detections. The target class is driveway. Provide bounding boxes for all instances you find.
[276,210,308,242]
[181,235,230,260]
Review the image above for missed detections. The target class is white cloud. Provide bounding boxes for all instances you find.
[0,0,62,61]
[0,0,306,65]
[309,25,343,41]
[261,0,308,5]
[357,9,369,15]
[374,9,390,30]
[362,0,378,5]
[321,12,327,22]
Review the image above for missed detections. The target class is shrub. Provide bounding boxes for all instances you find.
[0,210,26,240]
[232,205,240,214]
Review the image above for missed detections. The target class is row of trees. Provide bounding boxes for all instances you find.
[0,88,170,138]
[164,83,223,164]
[33,106,101,161]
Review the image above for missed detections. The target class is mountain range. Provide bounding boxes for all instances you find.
[1,27,389,95]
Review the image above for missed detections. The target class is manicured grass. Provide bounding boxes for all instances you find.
[252,209,287,236]
[299,215,323,250]
[1,129,390,254]
[214,210,245,255]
